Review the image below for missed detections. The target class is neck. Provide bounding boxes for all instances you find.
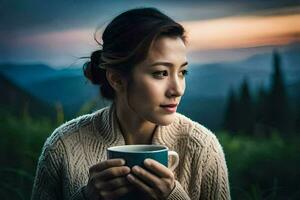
[115,101,157,145]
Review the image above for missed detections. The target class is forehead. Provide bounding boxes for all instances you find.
[145,36,187,63]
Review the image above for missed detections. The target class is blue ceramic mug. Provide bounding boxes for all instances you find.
[107,144,179,200]
[107,144,179,170]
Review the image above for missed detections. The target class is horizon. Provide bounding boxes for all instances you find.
[1,1,300,68]
[0,42,300,70]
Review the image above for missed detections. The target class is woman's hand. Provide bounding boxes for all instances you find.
[126,158,176,200]
[85,159,134,200]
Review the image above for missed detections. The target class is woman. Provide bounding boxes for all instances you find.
[32,7,230,200]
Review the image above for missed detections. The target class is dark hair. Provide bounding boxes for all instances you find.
[83,7,186,100]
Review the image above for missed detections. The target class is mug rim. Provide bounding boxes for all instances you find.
[107,144,168,153]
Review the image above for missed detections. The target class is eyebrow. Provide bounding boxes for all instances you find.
[149,61,188,68]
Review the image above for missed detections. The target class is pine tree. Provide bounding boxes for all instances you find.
[267,50,290,134]
[223,87,238,133]
[254,84,270,136]
[295,101,300,133]
[237,78,254,135]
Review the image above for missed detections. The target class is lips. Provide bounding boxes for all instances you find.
[160,104,178,113]
[160,104,178,107]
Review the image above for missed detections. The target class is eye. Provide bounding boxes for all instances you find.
[152,70,168,78]
[180,69,189,76]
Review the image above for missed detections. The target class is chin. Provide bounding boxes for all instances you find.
[152,113,176,126]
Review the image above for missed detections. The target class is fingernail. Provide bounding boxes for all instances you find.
[127,174,134,181]
[144,159,151,165]
[120,159,126,165]
[123,166,130,173]
[132,166,140,172]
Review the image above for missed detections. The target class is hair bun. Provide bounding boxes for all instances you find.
[83,50,106,85]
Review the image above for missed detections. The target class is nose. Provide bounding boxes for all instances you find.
[166,75,185,98]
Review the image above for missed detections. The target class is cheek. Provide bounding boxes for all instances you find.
[131,77,165,102]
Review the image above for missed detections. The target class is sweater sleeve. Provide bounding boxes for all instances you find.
[31,140,86,200]
[31,138,88,200]
[167,180,191,200]
[199,135,231,200]
[31,139,63,200]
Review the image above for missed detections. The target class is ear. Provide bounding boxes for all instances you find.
[106,69,126,92]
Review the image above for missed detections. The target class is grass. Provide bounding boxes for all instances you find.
[0,112,299,199]
[217,131,300,200]
[0,113,54,200]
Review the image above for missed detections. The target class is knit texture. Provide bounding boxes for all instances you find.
[31,104,231,200]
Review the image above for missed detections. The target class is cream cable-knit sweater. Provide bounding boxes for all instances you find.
[31,104,231,200]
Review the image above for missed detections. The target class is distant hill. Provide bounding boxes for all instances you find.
[28,75,101,116]
[0,47,299,130]
[0,63,107,117]
[287,81,300,111]
[178,96,226,129]
[185,49,300,99]
[0,63,82,86]
[287,81,300,98]
[0,73,55,118]
[0,63,56,86]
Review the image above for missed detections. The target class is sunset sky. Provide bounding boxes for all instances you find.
[1,0,300,67]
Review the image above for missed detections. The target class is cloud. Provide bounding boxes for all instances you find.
[2,0,300,33]
[1,0,300,66]
[183,13,300,50]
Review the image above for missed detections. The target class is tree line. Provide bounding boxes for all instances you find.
[223,51,300,136]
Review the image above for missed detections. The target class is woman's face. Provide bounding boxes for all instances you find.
[125,36,188,125]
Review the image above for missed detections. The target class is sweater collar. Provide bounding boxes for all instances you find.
[94,103,177,147]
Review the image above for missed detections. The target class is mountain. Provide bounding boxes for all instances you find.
[0,47,299,129]
[0,63,104,117]
[185,49,300,99]
[177,48,300,129]
[287,81,300,111]
[0,63,56,86]
[178,97,226,129]
[28,75,100,116]
[0,73,55,118]
[287,81,300,98]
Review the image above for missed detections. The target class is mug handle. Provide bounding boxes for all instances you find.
[168,151,179,171]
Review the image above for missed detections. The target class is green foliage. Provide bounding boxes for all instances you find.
[223,88,238,132]
[217,131,300,199]
[238,78,255,134]
[0,113,55,200]
[223,78,255,135]
[55,102,65,125]
[76,97,110,116]
[223,51,297,136]
[267,51,291,133]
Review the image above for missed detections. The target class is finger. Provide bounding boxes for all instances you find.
[96,177,131,190]
[94,166,130,180]
[126,174,157,199]
[89,159,126,174]
[144,159,173,178]
[131,165,161,188]
[100,184,135,200]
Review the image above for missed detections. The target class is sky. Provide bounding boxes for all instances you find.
[1,0,300,67]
